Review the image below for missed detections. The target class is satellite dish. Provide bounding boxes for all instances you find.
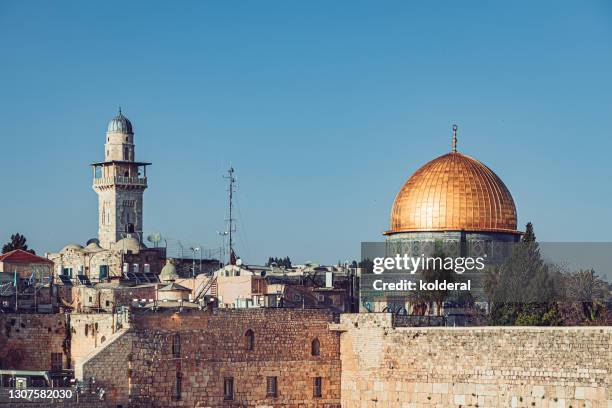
[147,233,162,247]
[236,258,243,266]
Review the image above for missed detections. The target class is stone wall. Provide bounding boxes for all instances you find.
[0,314,67,371]
[336,314,612,408]
[0,313,128,373]
[81,308,342,407]
[65,284,156,312]
[80,329,133,407]
[70,312,128,369]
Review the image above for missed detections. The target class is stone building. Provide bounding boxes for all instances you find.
[0,249,54,278]
[385,127,520,248]
[0,310,127,389]
[92,109,150,249]
[78,308,342,407]
[0,250,55,312]
[160,263,358,311]
[47,240,165,284]
[362,126,522,312]
[1,310,610,407]
[57,282,157,313]
[48,110,165,283]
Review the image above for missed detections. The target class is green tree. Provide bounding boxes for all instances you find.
[424,251,455,316]
[563,269,608,322]
[488,223,560,325]
[266,256,292,268]
[2,233,35,254]
[522,222,536,243]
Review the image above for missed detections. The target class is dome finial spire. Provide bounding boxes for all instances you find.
[118,106,122,115]
[452,124,458,153]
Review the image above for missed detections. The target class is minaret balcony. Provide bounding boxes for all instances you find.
[93,176,148,187]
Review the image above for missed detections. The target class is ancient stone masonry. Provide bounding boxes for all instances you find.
[0,314,67,371]
[335,314,612,408]
[70,312,128,369]
[81,308,342,408]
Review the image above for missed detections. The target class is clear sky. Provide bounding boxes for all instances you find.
[1,1,611,265]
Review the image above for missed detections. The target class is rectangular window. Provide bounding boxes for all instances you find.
[266,376,277,397]
[223,377,234,400]
[133,264,139,273]
[51,353,62,371]
[99,265,109,280]
[172,334,181,358]
[313,377,322,398]
[173,371,182,401]
[63,268,73,278]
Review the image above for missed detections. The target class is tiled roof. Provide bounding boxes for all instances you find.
[0,249,53,264]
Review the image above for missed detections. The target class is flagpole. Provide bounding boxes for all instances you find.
[34,268,37,313]
[14,270,18,312]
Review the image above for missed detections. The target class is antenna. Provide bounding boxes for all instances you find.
[223,166,237,264]
[146,233,162,248]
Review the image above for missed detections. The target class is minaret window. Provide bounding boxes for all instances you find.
[172,334,181,358]
[245,329,254,351]
[311,338,320,356]
[123,146,129,160]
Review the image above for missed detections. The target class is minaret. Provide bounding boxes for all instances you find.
[91,109,151,249]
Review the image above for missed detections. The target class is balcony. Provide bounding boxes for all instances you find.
[93,176,147,187]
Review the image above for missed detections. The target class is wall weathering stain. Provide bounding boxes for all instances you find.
[334,314,612,408]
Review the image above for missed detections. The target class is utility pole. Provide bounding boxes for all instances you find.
[223,166,237,264]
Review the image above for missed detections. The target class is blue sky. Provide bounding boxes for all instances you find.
[1,1,611,265]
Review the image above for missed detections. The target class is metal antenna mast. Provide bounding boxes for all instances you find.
[224,166,237,264]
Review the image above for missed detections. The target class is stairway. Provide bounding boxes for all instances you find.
[194,276,218,301]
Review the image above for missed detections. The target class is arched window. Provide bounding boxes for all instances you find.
[311,338,320,356]
[245,329,254,351]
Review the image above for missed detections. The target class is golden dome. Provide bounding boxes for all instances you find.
[386,152,518,235]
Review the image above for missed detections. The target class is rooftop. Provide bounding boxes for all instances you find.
[0,249,53,265]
